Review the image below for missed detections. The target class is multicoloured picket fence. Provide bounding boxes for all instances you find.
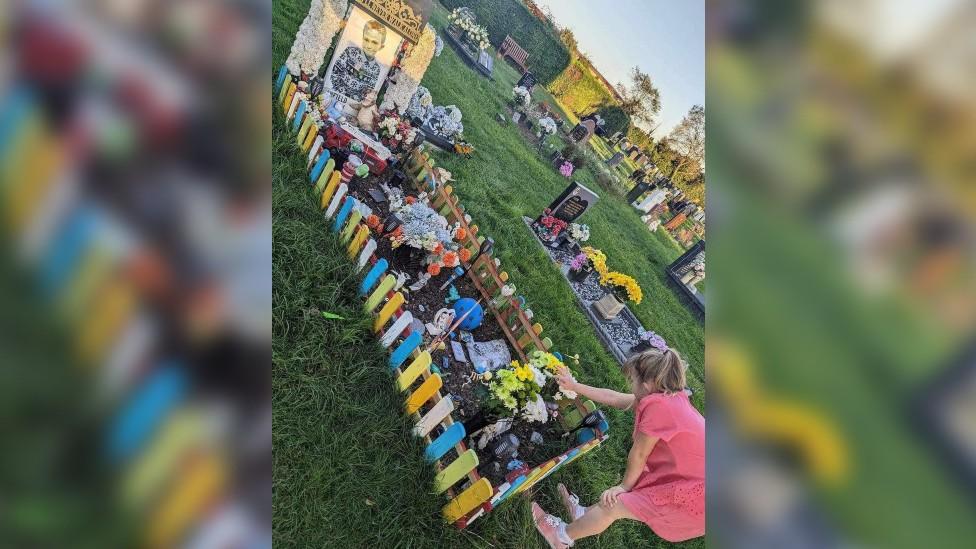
[276,68,609,529]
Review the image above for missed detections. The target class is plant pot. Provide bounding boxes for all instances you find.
[594,292,625,320]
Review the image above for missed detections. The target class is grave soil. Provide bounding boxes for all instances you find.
[349,174,570,487]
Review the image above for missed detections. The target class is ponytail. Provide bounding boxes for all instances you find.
[624,347,687,394]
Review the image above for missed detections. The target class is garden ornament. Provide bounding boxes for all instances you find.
[425,307,456,337]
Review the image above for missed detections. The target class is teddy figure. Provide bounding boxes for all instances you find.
[354,90,380,133]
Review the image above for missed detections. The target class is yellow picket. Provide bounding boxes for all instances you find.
[320,171,342,210]
[405,374,442,414]
[442,478,493,523]
[347,225,369,259]
[301,124,319,152]
[397,351,432,391]
[373,292,405,333]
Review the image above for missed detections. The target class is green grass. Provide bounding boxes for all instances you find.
[273,1,704,547]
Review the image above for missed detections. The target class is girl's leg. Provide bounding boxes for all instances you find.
[565,500,639,542]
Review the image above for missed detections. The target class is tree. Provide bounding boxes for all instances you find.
[559,28,579,54]
[596,105,630,136]
[626,125,654,151]
[667,104,705,178]
[616,67,662,128]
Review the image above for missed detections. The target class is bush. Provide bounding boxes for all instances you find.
[561,143,587,170]
[596,105,630,136]
[440,0,570,85]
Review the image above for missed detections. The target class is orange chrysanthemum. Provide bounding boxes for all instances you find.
[427,263,442,276]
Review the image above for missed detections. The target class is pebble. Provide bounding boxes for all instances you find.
[530,431,543,444]
[418,304,426,312]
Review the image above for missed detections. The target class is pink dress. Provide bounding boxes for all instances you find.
[617,392,705,542]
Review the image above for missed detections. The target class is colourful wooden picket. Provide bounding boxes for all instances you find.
[414,395,453,435]
[425,422,465,462]
[442,478,493,523]
[365,274,396,312]
[373,292,405,333]
[389,331,422,370]
[434,448,478,493]
[397,352,432,391]
[347,225,369,259]
[405,373,442,414]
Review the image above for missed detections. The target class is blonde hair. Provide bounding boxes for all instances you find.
[363,20,387,44]
[624,348,686,394]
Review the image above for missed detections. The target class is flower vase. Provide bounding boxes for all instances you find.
[462,408,500,437]
[548,231,569,249]
[594,292,625,320]
[631,341,652,353]
[569,266,592,283]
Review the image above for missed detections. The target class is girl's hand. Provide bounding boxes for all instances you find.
[555,365,577,391]
[600,485,627,508]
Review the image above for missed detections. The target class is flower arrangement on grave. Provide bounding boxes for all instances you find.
[559,160,574,178]
[483,351,577,423]
[448,7,490,51]
[569,252,588,272]
[536,116,557,138]
[568,223,590,243]
[635,329,668,352]
[537,208,568,241]
[285,0,347,76]
[376,110,419,154]
[600,271,643,304]
[387,190,462,274]
[512,86,531,110]
[426,105,464,141]
[582,246,609,278]
[382,25,437,114]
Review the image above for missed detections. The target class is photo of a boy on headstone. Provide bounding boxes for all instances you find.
[329,19,387,101]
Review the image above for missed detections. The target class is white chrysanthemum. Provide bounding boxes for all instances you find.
[521,394,548,423]
[285,0,347,76]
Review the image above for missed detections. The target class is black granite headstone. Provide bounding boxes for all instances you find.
[517,71,537,90]
[540,181,600,224]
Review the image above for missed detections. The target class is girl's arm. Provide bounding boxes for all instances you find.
[555,366,635,410]
[620,431,658,489]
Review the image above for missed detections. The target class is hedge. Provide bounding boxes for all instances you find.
[440,0,570,85]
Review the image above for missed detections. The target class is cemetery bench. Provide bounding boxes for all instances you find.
[498,35,529,74]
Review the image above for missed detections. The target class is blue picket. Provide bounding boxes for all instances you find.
[360,258,388,296]
[425,422,466,462]
[274,65,288,93]
[107,365,187,462]
[332,198,355,232]
[310,148,330,181]
[292,101,307,131]
[389,331,422,370]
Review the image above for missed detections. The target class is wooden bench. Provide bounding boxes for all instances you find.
[497,35,529,74]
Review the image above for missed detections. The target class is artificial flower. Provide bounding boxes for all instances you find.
[427,263,442,276]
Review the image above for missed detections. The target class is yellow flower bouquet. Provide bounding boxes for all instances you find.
[601,271,643,304]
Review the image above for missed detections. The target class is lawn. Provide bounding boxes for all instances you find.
[272,1,704,547]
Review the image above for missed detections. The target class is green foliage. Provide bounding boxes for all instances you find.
[440,0,570,85]
[597,104,630,136]
[548,58,617,116]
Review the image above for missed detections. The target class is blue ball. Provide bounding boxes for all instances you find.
[452,298,484,331]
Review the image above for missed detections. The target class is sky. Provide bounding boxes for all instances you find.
[534,0,705,139]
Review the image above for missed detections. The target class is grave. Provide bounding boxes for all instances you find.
[541,181,599,224]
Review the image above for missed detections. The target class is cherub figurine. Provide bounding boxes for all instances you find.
[355,90,380,133]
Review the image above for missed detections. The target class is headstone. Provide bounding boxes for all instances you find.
[517,71,537,91]
[607,152,625,167]
[570,119,596,143]
[541,181,599,224]
[637,189,668,213]
[626,181,650,204]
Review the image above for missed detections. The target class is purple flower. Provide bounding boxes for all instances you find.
[559,161,574,178]
[639,330,668,351]
[569,252,587,271]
